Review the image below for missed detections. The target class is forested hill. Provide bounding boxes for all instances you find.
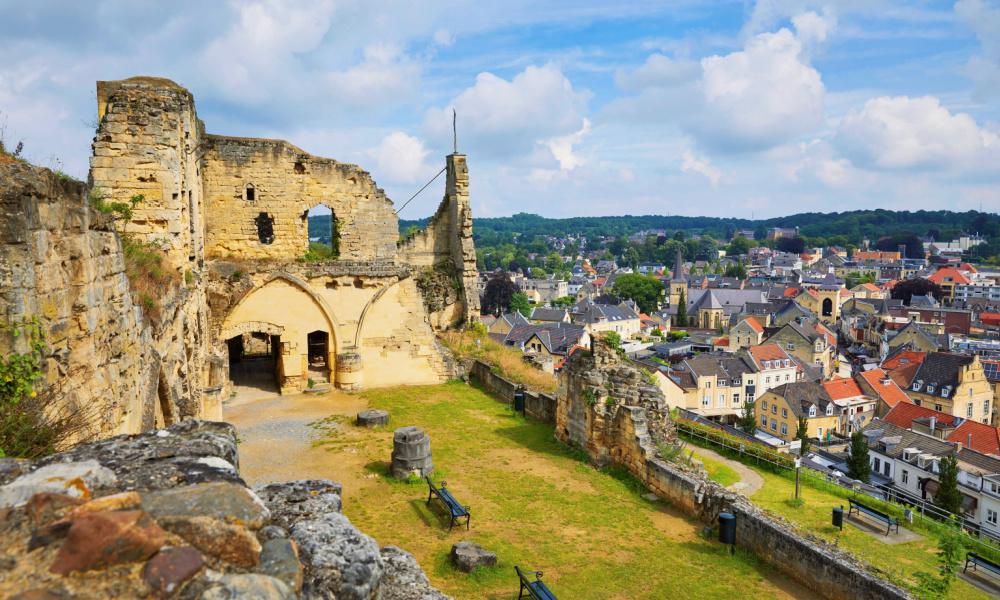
[399,210,1000,248]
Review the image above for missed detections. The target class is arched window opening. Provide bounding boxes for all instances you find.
[304,204,339,260]
[255,212,275,244]
[245,183,256,202]
[822,298,833,317]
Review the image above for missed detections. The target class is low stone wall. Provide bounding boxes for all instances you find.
[555,339,912,600]
[468,359,557,424]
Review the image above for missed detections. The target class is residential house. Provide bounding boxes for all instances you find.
[823,377,877,435]
[860,420,1000,531]
[906,352,993,424]
[487,312,530,337]
[756,382,838,442]
[521,278,569,305]
[851,282,885,300]
[529,307,570,325]
[570,299,641,338]
[857,367,912,417]
[928,267,972,303]
[745,344,802,399]
[729,316,765,350]
[764,318,836,379]
[882,402,1000,456]
[497,323,589,371]
[673,353,756,422]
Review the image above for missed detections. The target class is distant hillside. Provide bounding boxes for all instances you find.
[401,210,1000,247]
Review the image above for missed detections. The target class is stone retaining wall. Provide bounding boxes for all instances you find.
[468,359,557,424]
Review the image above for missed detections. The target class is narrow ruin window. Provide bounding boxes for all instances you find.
[245,183,256,202]
[304,204,339,260]
[294,161,306,174]
[255,212,275,245]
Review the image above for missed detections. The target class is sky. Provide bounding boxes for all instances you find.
[0,1,998,220]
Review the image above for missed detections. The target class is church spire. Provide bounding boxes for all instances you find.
[672,249,686,282]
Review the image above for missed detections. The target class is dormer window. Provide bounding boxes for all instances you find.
[941,386,951,397]
[809,406,817,417]
[927,384,935,395]
[913,380,923,392]
[825,404,833,416]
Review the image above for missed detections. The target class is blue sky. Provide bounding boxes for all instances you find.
[0,0,998,219]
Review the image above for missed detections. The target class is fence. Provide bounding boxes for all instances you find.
[675,417,1000,561]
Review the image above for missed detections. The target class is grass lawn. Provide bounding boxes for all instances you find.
[325,382,804,599]
[688,450,741,487]
[748,468,991,600]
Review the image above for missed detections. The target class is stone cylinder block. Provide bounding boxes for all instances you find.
[390,426,433,479]
[335,351,362,391]
[356,409,389,428]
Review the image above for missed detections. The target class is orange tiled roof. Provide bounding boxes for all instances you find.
[814,322,836,346]
[982,313,1000,327]
[858,368,910,408]
[783,287,799,298]
[714,337,729,347]
[959,263,978,274]
[928,267,971,286]
[882,350,926,371]
[823,378,865,401]
[861,283,880,292]
[747,344,792,368]
[884,403,1000,454]
[744,316,764,333]
[884,402,958,428]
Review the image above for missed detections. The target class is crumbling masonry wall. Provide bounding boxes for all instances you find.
[556,339,911,600]
[0,162,220,441]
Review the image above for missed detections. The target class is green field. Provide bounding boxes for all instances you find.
[327,382,804,599]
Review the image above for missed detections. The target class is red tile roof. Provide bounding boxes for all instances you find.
[814,322,836,346]
[823,378,865,401]
[882,350,926,389]
[981,313,1000,327]
[783,287,800,298]
[858,368,910,408]
[884,403,1000,455]
[714,337,729,347]
[747,344,793,368]
[928,267,971,286]
[744,316,764,333]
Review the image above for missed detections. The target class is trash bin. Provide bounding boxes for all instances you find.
[513,389,525,414]
[718,512,736,546]
[832,506,844,530]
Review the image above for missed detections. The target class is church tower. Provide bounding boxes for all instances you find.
[669,249,687,307]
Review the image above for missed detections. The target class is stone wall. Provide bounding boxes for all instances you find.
[555,339,912,600]
[0,420,448,599]
[0,161,218,440]
[201,136,397,262]
[468,359,557,424]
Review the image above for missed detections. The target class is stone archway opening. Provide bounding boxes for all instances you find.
[307,330,331,386]
[822,297,833,317]
[304,203,339,260]
[227,331,281,395]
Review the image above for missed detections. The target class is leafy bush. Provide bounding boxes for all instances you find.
[674,418,795,469]
[440,330,557,393]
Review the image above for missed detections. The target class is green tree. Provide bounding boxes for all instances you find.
[509,292,532,317]
[934,455,962,515]
[795,417,811,454]
[914,517,966,597]
[676,289,688,327]
[625,247,640,270]
[612,273,663,314]
[739,399,758,433]
[482,271,518,316]
[846,432,871,483]
[602,331,623,353]
[726,235,753,257]
[723,262,747,279]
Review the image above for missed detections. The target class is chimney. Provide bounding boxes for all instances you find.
[930,416,936,434]
[968,433,973,449]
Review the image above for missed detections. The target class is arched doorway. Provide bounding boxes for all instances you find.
[226,330,281,394]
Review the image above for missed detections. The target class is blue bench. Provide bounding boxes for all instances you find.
[516,566,557,600]
[848,499,898,535]
[425,476,470,531]
[965,552,1000,581]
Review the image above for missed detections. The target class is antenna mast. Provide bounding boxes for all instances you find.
[452,108,457,154]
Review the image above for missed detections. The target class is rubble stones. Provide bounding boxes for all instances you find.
[259,538,303,592]
[356,409,389,428]
[449,541,497,573]
[379,546,451,600]
[158,516,261,568]
[142,481,269,529]
[49,510,166,574]
[189,572,294,600]
[254,480,342,531]
[143,546,204,596]
[291,512,383,600]
[0,461,117,508]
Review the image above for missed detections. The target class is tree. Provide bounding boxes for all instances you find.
[723,262,747,279]
[612,273,663,314]
[676,290,688,327]
[890,278,943,305]
[875,232,923,259]
[795,417,811,454]
[482,271,518,316]
[846,432,871,483]
[934,455,962,515]
[602,331,622,353]
[776,236,805,254]
[739,399,758,433]
[509,292,532,317]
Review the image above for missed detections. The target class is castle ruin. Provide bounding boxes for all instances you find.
[1,76,478,439]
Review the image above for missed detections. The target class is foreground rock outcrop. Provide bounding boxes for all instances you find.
[0,420,448,599]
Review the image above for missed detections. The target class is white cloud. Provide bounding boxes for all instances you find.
[546,118,591,170]
[835,95,1000,170]
[680,150,722,186]
[199,0,337,104]
[955,0,1000,98]
[614,54,700,91]
[368,131,434,184]
[325,44,421,109]
[425,63,590,162]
